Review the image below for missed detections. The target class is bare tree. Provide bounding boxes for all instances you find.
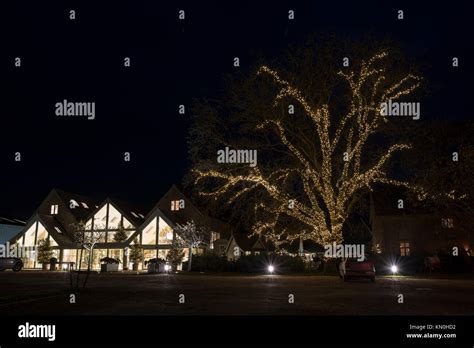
[71,221,106,288]
[174,220,211,271]
[189,41,423,247]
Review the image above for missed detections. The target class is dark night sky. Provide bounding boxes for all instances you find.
[0,1,472,218]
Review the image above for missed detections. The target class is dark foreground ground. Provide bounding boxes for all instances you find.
[0,271,473,315]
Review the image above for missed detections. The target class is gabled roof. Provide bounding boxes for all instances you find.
[107,197,148,227]
[54,189,103,221]
[83,197,148,231]
[36,214,76,248]
[151,185,207,227]
[207,217,232,240]
[9,213,77,248]
[227,233,269,252]
[281,239,324,254]
[0,216,26,226]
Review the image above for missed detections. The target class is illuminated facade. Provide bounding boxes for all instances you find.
[10,186,230,270]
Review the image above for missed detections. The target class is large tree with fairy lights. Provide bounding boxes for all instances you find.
[187,37,424,248]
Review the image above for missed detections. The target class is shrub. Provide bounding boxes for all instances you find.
[144,258,166,265]
[184,252,306,273]
[100,257,120,264]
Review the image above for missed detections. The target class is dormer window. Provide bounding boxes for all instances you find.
[50,204,59,215]
[81,202,89,209]
[69,199,80,209]
[171,199,185,211]
[441,218,454,229]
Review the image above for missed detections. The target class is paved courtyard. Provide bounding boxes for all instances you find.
[0,271,473,315]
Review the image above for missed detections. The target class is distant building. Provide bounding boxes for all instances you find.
[0,217,26,244]
[225,233,269,260]
[370,189,473,258]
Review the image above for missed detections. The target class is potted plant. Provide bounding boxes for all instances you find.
[37,239,53,270]
[129,239,143,271]
[100,257,120,272]
[49,257,58,271]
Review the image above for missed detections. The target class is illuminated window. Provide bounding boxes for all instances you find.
[143,249,156,261]
[441,218,454,229]
[158,249,169,260]
[50,204,59,215]
[170,199,185,211]
[23,223,37,246]
[123,217,133,229]
[210,232,220,249]
[62,249,77,264]
[81,202,89,209]
[158,217,173,245]
[400,241,410,256]
[85,218,93,230]
[142,218,157,245]
[69,199,80,209]
[36,222,48,242]
[54,226,62,234]
[107,204,122,229]
[92,205,108,229]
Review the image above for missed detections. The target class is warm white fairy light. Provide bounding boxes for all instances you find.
[194,51,424,246]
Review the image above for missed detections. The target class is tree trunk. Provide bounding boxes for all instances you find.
[123,249,128,271]
[87,248,93,271]
[76,248,84,289]
[83,248,93,288]
[187,247,193,271]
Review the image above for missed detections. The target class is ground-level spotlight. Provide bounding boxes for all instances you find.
[268,265,274,274]
[164,264,170,272]
[391,265,398,274]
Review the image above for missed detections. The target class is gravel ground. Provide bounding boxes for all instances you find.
[0,271,473,315]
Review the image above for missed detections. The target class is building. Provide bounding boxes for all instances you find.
[0,216,26,244]
[225,233,269,260]
[9,186,230,270]
[9,189,103,269]
[370,189,473,258]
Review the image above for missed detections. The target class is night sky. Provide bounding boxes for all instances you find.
[0,1,472,218]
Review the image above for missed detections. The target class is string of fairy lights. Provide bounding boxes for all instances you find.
[193,51,456,247]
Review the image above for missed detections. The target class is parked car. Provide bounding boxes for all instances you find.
[0,257,23,272]
[339,257,375,282]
